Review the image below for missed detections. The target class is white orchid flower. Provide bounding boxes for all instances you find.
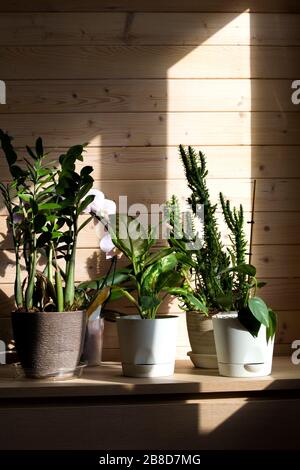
[83,189,116,220]
[100,231,122,260]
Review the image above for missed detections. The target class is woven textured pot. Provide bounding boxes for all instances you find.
[186,311,218,368]
[12,310,86,379]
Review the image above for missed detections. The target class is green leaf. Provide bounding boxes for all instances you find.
[163,287,208,315]
[220,263,256,277]
[77,267,131,291]
[248,296,270,328]
[238,306,261,337]
[215,293,233,310]
[141,253,178,293]
[143,248,174,267]
[18,193,33,203]
[80,166,93,177]
[78,193,94,214]
[39,202,62,211]
[155,270,182,293]
[140,295,160,311]
[184,293,208,314]
[266,309,277,341]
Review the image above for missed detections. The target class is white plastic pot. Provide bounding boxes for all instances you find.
[116,315,178,378]
[186,312,218,369]
[212,312,274,378]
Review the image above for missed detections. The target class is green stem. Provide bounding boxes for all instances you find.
[64,240,76,309]
[47,245,54,285]
[55,268,64,312]
[25,240,36,311]
[14,247,23,308]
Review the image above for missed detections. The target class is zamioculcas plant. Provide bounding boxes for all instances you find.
[0,130,119,313]
[0,129,120,378]
[167,145,276,341]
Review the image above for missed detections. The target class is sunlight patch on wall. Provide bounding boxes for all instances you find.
[166,12,252,223]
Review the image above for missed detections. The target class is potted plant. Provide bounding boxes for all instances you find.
[168,145,276,377]
[99,214,203,378]
[0,130,115,378]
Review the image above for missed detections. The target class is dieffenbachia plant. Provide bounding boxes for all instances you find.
[99,214,207,319]
[0,129,115,312]
[167,145,276,340]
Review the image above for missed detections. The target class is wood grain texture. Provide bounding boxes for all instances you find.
[1,146,300,180]
[0,179,299,214]
[1,112,300,146]
[0,13,299,46]
[1,211,299,250]
[0,1,299,13]
[0,244,298,284]
[0,79,297,113]
[1,46,300,79]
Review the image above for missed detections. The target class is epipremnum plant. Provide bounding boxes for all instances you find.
[167,145,276,339]
[0,129,112,313]
[104,214,207,319]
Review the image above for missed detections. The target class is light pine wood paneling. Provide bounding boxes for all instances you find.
[0,146,300,180]
[0,13,299,46]
[0,179,299,215]
[1,46,300,80]
[0,79,297,113]
[0,245,298,284]
[1,211,299,250]
[0,112,300,146]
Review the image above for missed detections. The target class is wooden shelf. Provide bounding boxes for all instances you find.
[0,357,299,399]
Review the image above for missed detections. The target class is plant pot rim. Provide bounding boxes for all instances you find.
[117,314,178,321]
[212,311,238,320]
[186,311,211,319]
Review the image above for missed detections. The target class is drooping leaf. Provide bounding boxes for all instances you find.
[266,309,277,341]
[248,296,270,328]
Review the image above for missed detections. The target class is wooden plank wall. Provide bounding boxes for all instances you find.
[0,1,299,360]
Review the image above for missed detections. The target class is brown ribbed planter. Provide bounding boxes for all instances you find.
[12,310,86,379]
[186,311,218,369]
